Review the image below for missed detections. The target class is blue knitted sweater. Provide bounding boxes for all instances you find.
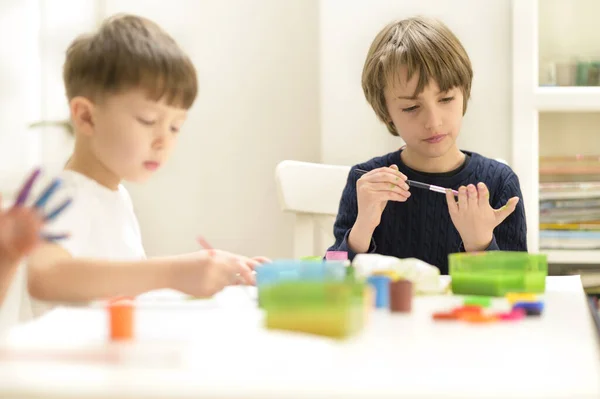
[326,150,528,274]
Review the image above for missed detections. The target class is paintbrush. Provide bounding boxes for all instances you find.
[355,168,459,196]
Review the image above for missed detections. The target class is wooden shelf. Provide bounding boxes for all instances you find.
[544,249,600,265]
[536,86,600,112]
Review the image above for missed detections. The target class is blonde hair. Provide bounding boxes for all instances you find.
[361,17,473,136]
[63,14,197,109]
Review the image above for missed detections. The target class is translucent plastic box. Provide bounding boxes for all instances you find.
[449,251,548,296]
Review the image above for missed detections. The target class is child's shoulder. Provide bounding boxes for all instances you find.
[467,151,519,184]
[352,150,399,171]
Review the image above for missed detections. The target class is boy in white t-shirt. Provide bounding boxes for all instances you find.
[26,14,268,303]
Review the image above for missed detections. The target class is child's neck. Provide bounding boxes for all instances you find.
[400,146,466,174]
[65,142,121,191]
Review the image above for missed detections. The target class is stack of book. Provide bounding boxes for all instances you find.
[539,156,600,251]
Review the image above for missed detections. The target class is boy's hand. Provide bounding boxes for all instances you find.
[355,165,410,230]
[0,169,71,266]
[0,196,43,264]
[171,250,270,297]
[445,183,519,252]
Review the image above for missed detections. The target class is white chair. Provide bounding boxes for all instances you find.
[275,160,350,258]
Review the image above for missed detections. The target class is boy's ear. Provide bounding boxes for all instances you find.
[69,96,96,137]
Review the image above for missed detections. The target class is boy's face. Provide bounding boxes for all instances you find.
[383,68,463,159]
[88,89,188,183]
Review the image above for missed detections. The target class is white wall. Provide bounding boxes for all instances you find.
[2,0,520,260]
[0,0,42,196]
[102,0,321,258]
[319,0,513,166]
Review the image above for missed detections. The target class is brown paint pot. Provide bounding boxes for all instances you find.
[389,279,413,313]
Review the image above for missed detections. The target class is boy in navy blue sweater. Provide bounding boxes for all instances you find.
[327,17,527,274]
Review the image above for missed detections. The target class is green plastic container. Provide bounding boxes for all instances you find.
[449,251,548,297]
[260,281,367,339]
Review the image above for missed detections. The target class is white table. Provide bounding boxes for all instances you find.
[0,276,598,399]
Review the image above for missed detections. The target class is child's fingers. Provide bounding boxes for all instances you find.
[236,261,255,285]
[446,189,458,216]
[467,184,478,208]
[387,192,410,202]
[457,186,468,211]
[44,198,73,222]
[494,197,520,224]
[40,232,70,242]
[360,166,407,183]
[14,168,41,207]
[477,182,490,207]
[252,256,271,264]
[246,257,260,270]
[368,182,410,196]
[33,178,62,209]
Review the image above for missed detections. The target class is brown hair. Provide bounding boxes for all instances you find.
[361,17,473,136]
[63,14,197,109]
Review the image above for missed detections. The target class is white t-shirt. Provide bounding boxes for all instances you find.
[1,170,146,328]
[43,170,146,261]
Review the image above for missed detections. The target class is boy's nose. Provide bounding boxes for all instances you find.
[424,110,443,130]
[152,129,171,149]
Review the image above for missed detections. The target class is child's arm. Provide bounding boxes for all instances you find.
[0,259,19,304]
[328,165,409,258]
[0,207,41,303]
[27,243,261,302]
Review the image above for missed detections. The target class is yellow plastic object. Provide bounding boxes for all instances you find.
[372,270,401,281]
[505,292,537,305]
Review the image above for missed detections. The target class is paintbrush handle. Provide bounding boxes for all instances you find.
[354,168,458,196]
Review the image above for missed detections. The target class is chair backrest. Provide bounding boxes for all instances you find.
[275,160,350,258]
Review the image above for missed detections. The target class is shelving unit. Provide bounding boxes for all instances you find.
[546,250,600,265]
[536,86,600,111]
[512,0,600,266]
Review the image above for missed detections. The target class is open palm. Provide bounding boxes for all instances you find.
[446,182,519,252]
[0,168,72,263]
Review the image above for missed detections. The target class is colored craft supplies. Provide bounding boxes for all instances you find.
[107,297,134,341]
[464,296,492,307]
[512,301,544,316]
[367,275,391,308]
[505,292,537,305]
[389,279,413,313]
[325,251,348,261]
[498,308,526,321]
[504,292,544,316]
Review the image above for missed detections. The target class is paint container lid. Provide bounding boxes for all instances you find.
[326,251,348,261]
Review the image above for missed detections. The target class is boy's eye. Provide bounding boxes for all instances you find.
[401,105,419,113]
[136,117,155,126]
[440,96,455,103]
